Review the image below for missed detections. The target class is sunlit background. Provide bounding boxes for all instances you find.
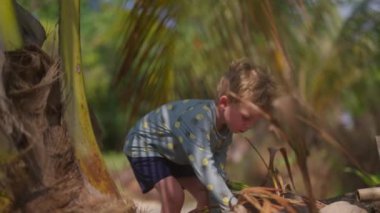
[15,0,380,209]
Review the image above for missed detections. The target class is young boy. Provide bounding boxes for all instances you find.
[123,59,275,212]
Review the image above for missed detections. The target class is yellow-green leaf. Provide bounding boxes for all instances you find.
[0,0,23,50]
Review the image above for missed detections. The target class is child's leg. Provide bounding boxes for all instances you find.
[154,175,185,213]
[177,176,209,210]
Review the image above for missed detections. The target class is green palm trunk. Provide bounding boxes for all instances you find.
[59,0,120,197]
[0,0,22,50]
[0,0,132,211]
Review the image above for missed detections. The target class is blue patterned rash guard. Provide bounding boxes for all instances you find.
[123,99,238,210]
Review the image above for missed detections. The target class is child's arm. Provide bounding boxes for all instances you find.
[172,103,238,210]
[213,144,229,180]
[182,139,237,210]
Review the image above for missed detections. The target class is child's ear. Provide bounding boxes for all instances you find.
[218,95,229,108]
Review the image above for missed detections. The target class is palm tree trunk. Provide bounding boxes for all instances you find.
[0,1,134,211]
[0,0,22,50]
[59,0,120,197]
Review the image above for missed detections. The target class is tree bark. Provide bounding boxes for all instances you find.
[0,45,134,212]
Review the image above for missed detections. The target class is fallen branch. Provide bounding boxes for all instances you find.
[357,187,380,201]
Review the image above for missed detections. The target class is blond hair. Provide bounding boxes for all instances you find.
[216,58,276,112]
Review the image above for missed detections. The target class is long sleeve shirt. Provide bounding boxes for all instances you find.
[124,99,237,210]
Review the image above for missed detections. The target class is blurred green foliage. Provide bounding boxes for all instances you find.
[14,0,380,198]
[17,0,128,150]
[103,151,130,172]
[16,0,380,144]
[345,167,380,186]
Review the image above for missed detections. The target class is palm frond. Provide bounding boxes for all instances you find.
[59,0,119,196]
[114,0,180,127]
[0,0,23,50]
[238,187,300,213]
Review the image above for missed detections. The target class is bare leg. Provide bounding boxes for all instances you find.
[154,176,185,213]
[177,176,209,211]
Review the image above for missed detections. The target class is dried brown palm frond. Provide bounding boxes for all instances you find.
[230,91,317,212]
[236,186,325,213]
[243,137,296,194]
[238,187,299,213]
[296,115,362,170]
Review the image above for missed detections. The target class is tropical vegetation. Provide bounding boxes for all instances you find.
[0,0,379,212]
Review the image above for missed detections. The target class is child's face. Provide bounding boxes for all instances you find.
[219,97,262,133]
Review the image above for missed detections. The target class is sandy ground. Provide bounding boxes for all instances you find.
[114,168,197,213]
[133,198,196,213]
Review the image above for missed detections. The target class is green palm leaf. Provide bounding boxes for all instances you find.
[59,0,120,196]
[114,0,180,127]
[0,0,23,50]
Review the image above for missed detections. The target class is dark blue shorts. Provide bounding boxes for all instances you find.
[127,156,196,193]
